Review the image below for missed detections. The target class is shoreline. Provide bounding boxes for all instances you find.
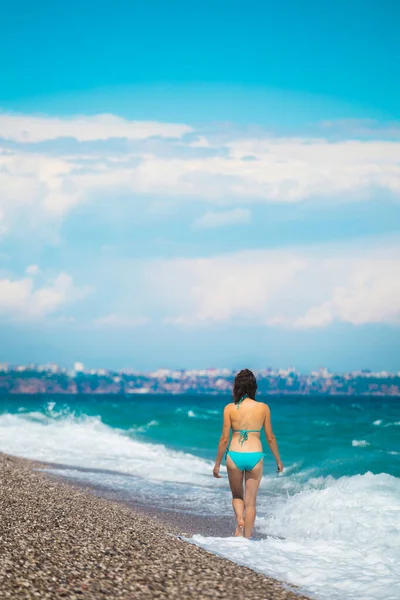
[43,463,236,539]
[0,452,311,600]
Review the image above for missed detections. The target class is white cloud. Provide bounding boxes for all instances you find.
[0,207,5,236]
[0,271,90,320]
[220,137,400,201]
[0,151,81,239]
[294,257,400,328]
[141,241,400,328]
[25,265,40,275]
[187,135,211,148]
[145,250,307,324]
[77,137,399,202]
[193,208,251,229]
[94,313,150,327]
[0,113,192,143]
[1,112,399,247]
[318,119,400,140]
[63,139,399,206]
[5,241,398,330]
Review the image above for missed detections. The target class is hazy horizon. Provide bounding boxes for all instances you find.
[1,358,399,377]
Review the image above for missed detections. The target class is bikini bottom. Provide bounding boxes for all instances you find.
[226,451,265,471]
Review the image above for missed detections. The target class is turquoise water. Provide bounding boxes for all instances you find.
[0,394,399,600]
[0,394,398,478]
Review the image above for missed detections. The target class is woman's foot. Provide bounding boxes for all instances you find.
[234,518,245,537]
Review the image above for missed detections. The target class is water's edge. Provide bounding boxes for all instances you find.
[7,453,308,598]
[1,452,310,600]
[41,462,236,538]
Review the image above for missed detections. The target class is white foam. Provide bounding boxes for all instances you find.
[0,412,220,486]
[373,419,383,426]
[186,409,212,420]
[192,472,400,600]
[132,419,159,433]
[352,439,370,447]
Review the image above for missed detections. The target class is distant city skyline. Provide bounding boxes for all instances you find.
[1,362,399,397]
[1,360,399,378]
[1,1,399,372]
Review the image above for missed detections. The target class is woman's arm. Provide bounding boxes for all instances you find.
[264,405,284,472]
[213,405,231,478]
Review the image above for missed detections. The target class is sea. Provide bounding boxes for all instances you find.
[0,393,399,600]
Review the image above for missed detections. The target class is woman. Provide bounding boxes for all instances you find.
[213,368,283,538]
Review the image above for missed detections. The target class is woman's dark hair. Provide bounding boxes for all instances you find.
[233,369,257,404]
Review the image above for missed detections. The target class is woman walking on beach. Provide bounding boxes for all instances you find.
[213,369,283,538]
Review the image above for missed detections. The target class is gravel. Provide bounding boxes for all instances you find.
[0,453,310,600]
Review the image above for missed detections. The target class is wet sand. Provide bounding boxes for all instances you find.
[0,453,311,599]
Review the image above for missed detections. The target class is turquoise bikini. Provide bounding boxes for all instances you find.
[225,394,266,471]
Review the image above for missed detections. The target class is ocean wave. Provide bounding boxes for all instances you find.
[0,412,218,486]
[373,419,400,428]
[130,419,159,433]
[192,472,400,600]
[352,439,370,447]
[187,409,211,419]
[174,407,218,419]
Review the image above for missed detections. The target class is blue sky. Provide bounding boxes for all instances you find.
[0,0,399,371]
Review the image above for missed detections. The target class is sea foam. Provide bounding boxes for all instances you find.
[1,405,399,600]
[192,472,400,600]
[0,411,217,486]
[351,439,370,447]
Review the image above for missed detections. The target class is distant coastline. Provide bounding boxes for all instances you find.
[1,364,399,396]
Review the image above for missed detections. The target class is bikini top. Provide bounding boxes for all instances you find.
[231,393,263,446]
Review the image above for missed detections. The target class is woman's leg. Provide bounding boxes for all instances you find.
[244,460,263,538]
[226,456,245,536]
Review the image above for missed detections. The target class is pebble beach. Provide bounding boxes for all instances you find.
[0,453,311,600]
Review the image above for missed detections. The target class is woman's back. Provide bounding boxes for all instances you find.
[228,398,267,452]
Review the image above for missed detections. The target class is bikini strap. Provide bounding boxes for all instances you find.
[226,393,251,457]
[236,393,249,409]
[237,430,248,445]
[232,428,260,433]
[232,428,260,446]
